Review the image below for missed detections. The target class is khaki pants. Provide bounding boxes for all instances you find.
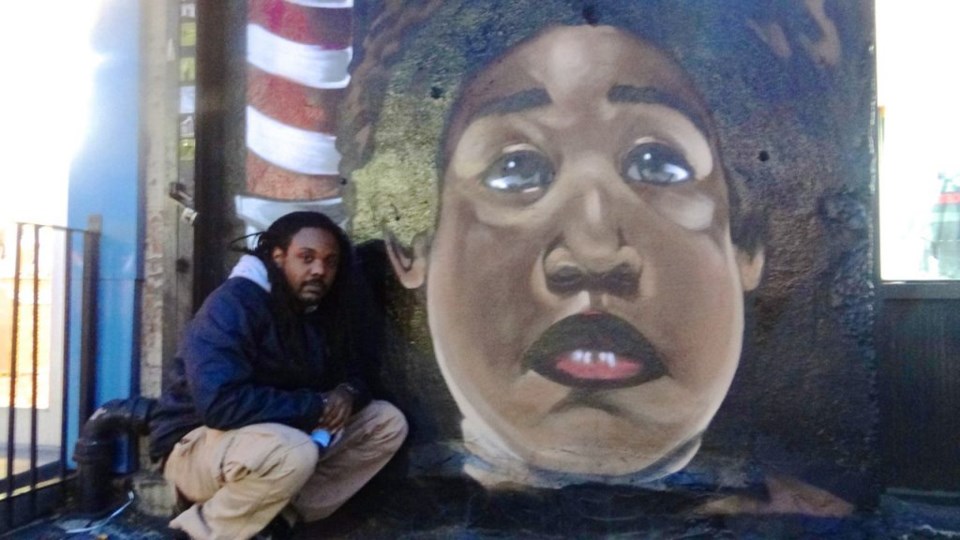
[163,400,407,540]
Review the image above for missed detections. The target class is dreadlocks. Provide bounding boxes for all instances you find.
[247,211,357,367]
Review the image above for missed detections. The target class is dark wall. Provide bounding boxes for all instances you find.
[194,0,249,302]
[879,296,960,491]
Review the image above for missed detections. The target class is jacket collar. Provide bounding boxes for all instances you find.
[228,254,321,314]
[229,254,271,292]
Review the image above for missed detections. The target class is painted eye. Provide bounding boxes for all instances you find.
[622,142,693,185]
[482,150,554,193]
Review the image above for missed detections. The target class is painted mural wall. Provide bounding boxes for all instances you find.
[236,0,876,520]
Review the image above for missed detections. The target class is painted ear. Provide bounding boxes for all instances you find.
[385,230,428,290]
[737,248,765,292]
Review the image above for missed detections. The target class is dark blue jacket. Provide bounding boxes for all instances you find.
[149,260,372,460]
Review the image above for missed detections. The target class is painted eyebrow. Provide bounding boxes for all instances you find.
[466,85,709,137]
[470,88,552,121]
[607,85,709,136]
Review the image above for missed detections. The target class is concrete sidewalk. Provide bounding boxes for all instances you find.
[6,476,960,539]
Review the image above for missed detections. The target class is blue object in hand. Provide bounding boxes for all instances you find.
[311,428,334,450]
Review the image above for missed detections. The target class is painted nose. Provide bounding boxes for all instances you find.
[545,256,639,297]
[543,189,642,298]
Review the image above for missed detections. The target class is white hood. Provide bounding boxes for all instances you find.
[229,254,271,292]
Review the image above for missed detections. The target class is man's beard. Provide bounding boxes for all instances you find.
[273,275,325,313]
[298,279,328,306]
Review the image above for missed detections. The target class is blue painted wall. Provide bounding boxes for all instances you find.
[67,0,142,468]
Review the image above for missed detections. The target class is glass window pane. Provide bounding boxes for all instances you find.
[877,1,960,281]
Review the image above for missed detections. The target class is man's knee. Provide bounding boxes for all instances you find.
[222,423,319,487]
[364,400,408,450]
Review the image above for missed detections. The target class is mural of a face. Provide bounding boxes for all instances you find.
[393,25,764,478]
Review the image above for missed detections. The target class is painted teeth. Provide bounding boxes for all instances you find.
[571,349,617,366]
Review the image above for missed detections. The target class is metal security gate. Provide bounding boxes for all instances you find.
[0,217,100,532]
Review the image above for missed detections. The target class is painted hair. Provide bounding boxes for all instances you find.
[338,0,786,256]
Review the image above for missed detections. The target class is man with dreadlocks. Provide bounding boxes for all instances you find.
[149,211,407,540]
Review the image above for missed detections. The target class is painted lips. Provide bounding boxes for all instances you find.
[523,313,666,389]
[554,350,644,380]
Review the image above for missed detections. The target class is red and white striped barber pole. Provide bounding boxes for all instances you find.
[238,0,353,242]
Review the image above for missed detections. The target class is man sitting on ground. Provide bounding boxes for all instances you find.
[149,211,408,539]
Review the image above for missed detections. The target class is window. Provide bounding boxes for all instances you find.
[876,1,960,281]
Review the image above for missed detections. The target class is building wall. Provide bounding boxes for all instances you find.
[187,0,878,520]
[68,0,143,431]
[140,0,181,402]
[140,0,202,403]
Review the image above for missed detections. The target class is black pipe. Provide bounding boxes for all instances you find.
[73,397,156,515]
[79,218,101,431]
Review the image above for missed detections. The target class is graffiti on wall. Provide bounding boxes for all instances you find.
[238,0,352,239]
[384,23,766,484]
[242,0,876,516]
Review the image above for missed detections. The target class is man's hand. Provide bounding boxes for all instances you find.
[317,386,354,432]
